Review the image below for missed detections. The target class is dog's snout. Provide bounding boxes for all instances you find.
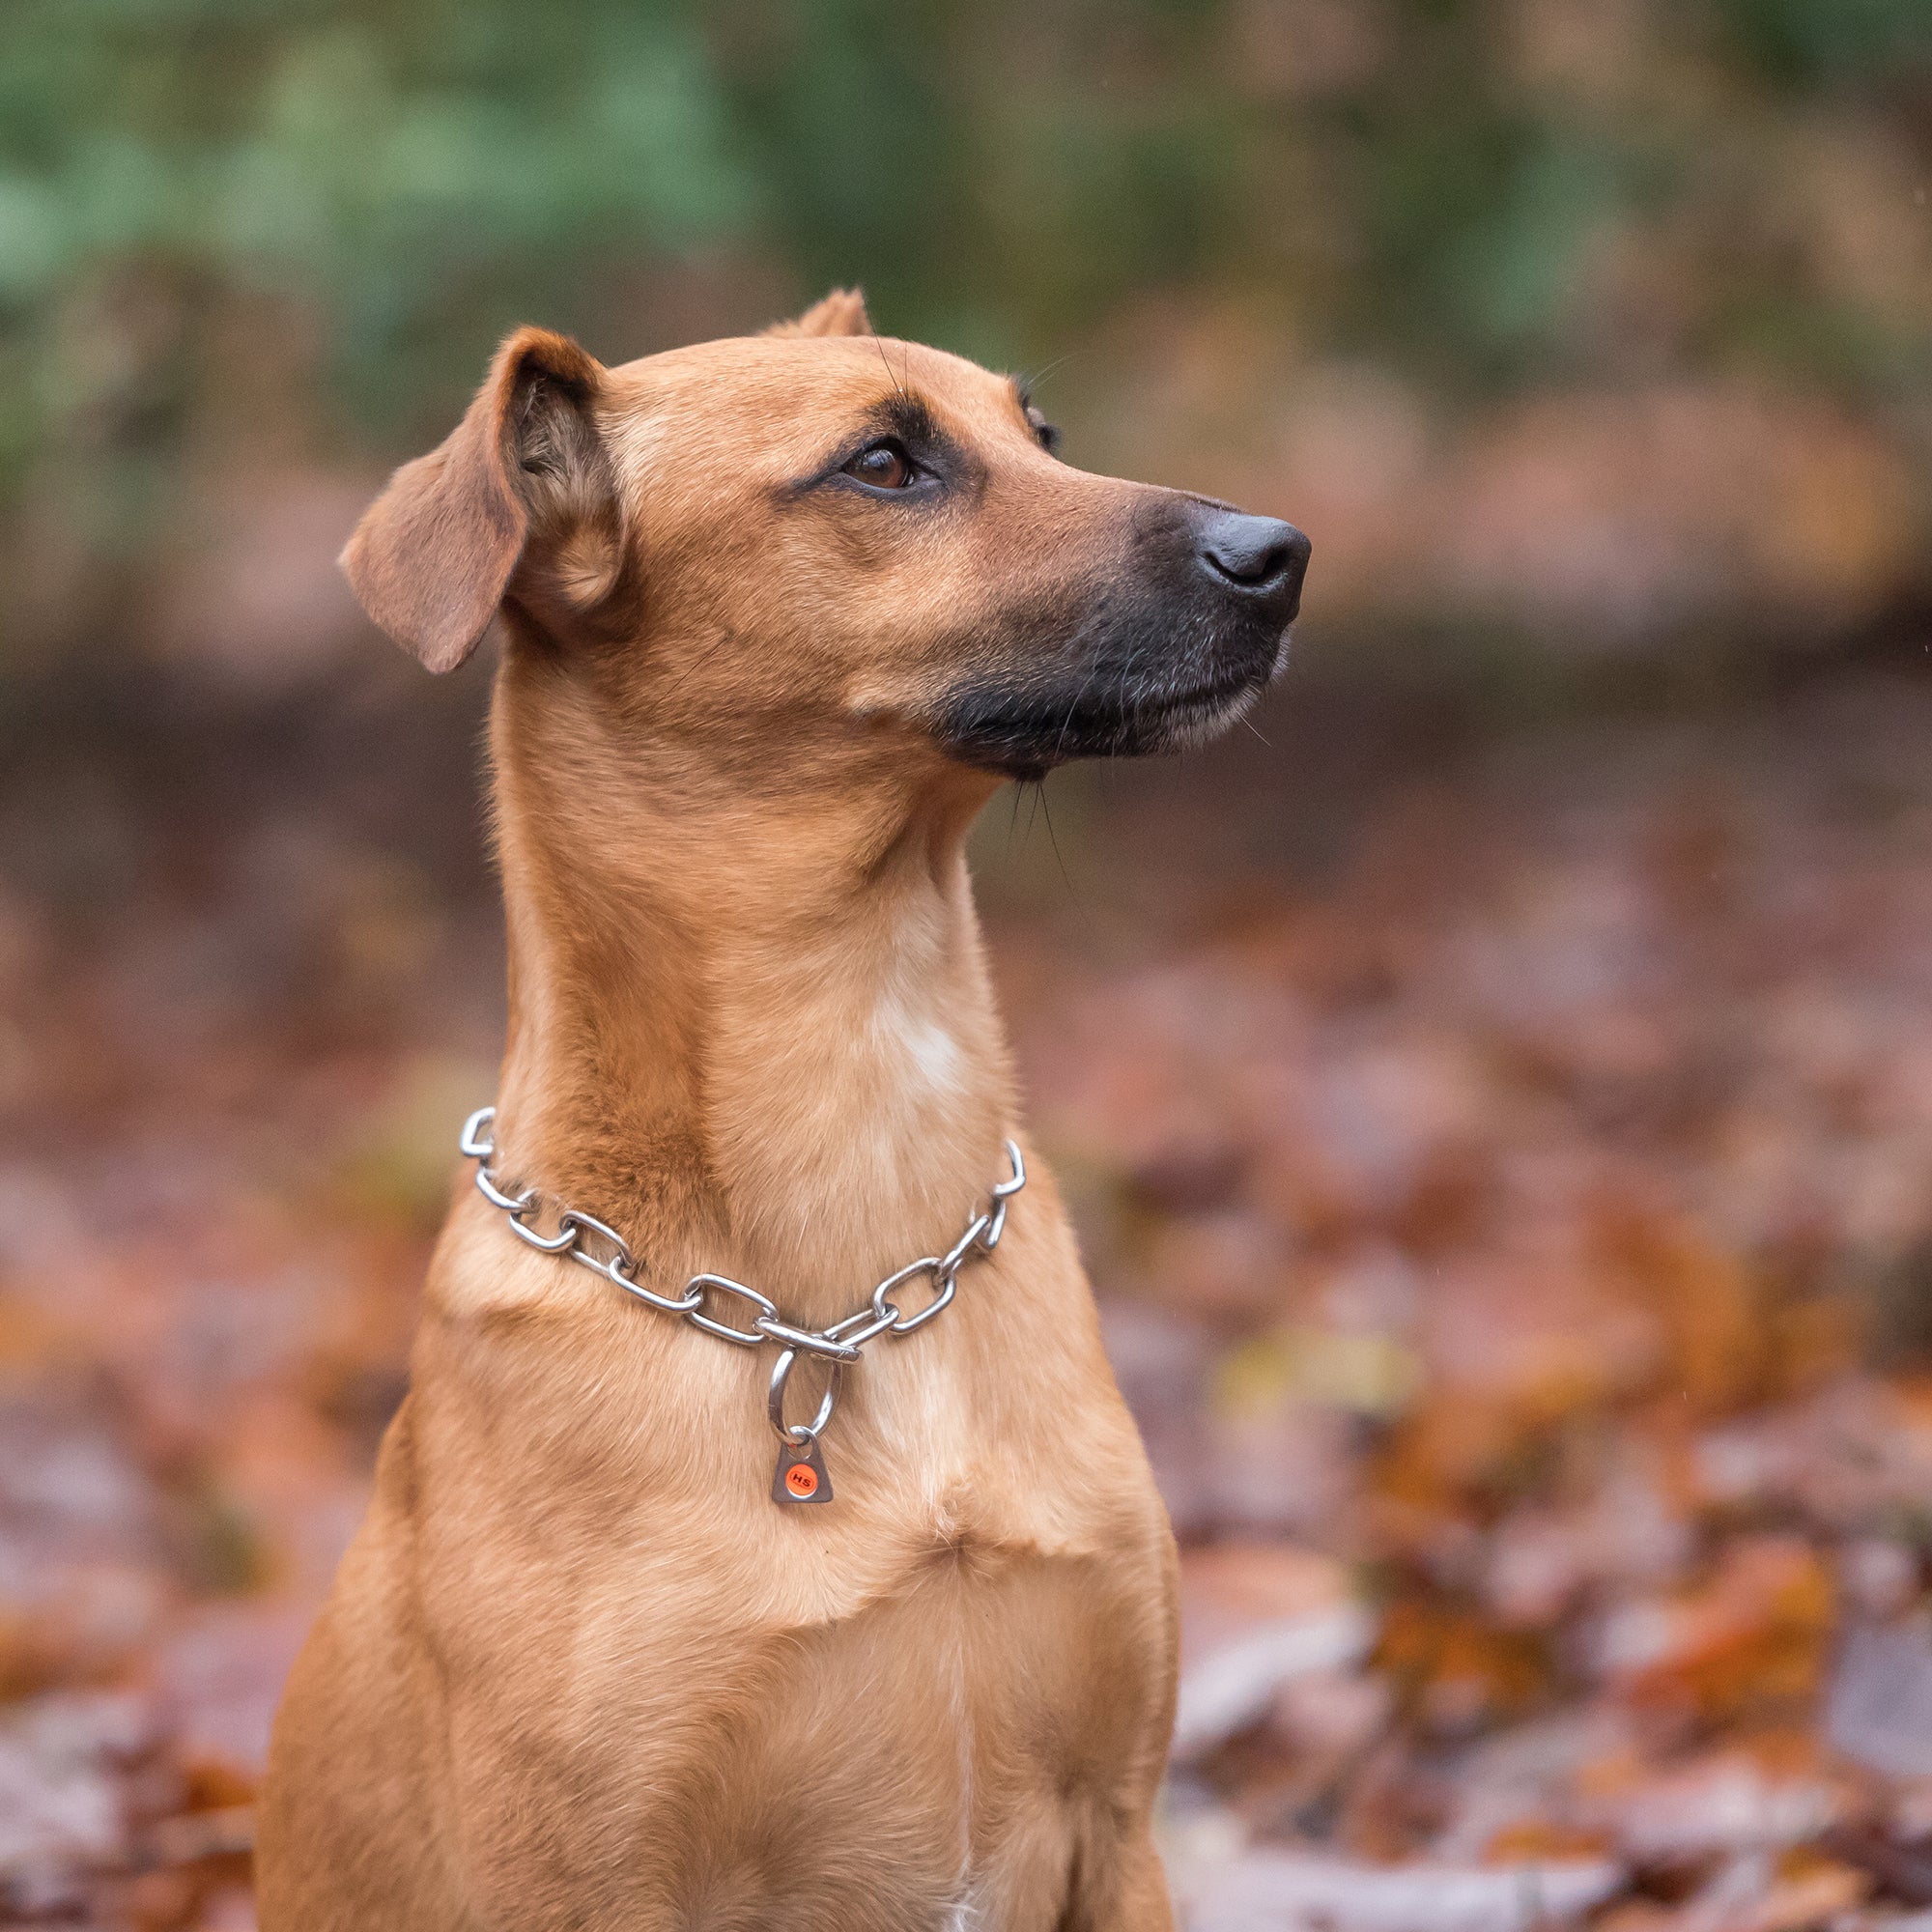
[1195,509,1310,618]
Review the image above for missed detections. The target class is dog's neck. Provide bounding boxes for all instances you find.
[483,645,1017,1324]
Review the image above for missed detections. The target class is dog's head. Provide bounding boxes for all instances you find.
[343,291,1308,784]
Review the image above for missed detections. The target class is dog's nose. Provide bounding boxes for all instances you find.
[1195,509,1310,620]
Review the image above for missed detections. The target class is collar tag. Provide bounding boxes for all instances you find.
[773,1435,833,1506]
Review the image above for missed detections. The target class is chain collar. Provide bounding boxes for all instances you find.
[458,1106,1024,1502]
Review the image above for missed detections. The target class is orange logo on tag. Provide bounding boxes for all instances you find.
[784,1463,819,1497]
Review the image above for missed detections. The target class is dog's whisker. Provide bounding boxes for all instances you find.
[1036,781,1080,907]
[1017,352,1079,396]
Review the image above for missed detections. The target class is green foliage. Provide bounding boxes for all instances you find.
[0,0,1924,639]
[1715,0,1931,85]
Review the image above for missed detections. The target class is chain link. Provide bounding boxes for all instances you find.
[458,1106,1023,1449]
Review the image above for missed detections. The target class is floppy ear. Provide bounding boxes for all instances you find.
[340,327,618,672]
[764,288,872,338]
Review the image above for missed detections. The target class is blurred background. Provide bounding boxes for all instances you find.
[2,4,1931,1928]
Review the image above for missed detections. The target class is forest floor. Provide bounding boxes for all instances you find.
[6,660,1932,1930]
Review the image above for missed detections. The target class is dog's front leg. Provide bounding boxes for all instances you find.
[1013,1827,1174,1932]
[1081,1833,1177,1932]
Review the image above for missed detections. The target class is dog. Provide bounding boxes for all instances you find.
[257,289,1308,1931]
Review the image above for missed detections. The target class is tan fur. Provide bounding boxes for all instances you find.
[259,298,1198,1931]
[762,285,873,337]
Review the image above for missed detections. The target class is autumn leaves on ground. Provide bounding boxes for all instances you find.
[6,665,1932,1930]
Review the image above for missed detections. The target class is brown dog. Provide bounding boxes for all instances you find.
[257,290,1307,1931]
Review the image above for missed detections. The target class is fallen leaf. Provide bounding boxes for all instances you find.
[1176,1546,1376,1759]
[1185,1848,1623,1931]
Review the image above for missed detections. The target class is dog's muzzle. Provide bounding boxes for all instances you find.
[934,498,1311,781]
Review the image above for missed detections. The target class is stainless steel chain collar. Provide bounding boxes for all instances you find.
[458,1106,1024,1463]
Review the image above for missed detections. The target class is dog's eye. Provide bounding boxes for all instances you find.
[842,440,916,490]
[1025,407,1062,455]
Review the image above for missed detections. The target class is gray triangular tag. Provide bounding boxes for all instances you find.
[773,1435,834,1505]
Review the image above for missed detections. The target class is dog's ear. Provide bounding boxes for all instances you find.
[341,327,620,672]
[764,288,872,338]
